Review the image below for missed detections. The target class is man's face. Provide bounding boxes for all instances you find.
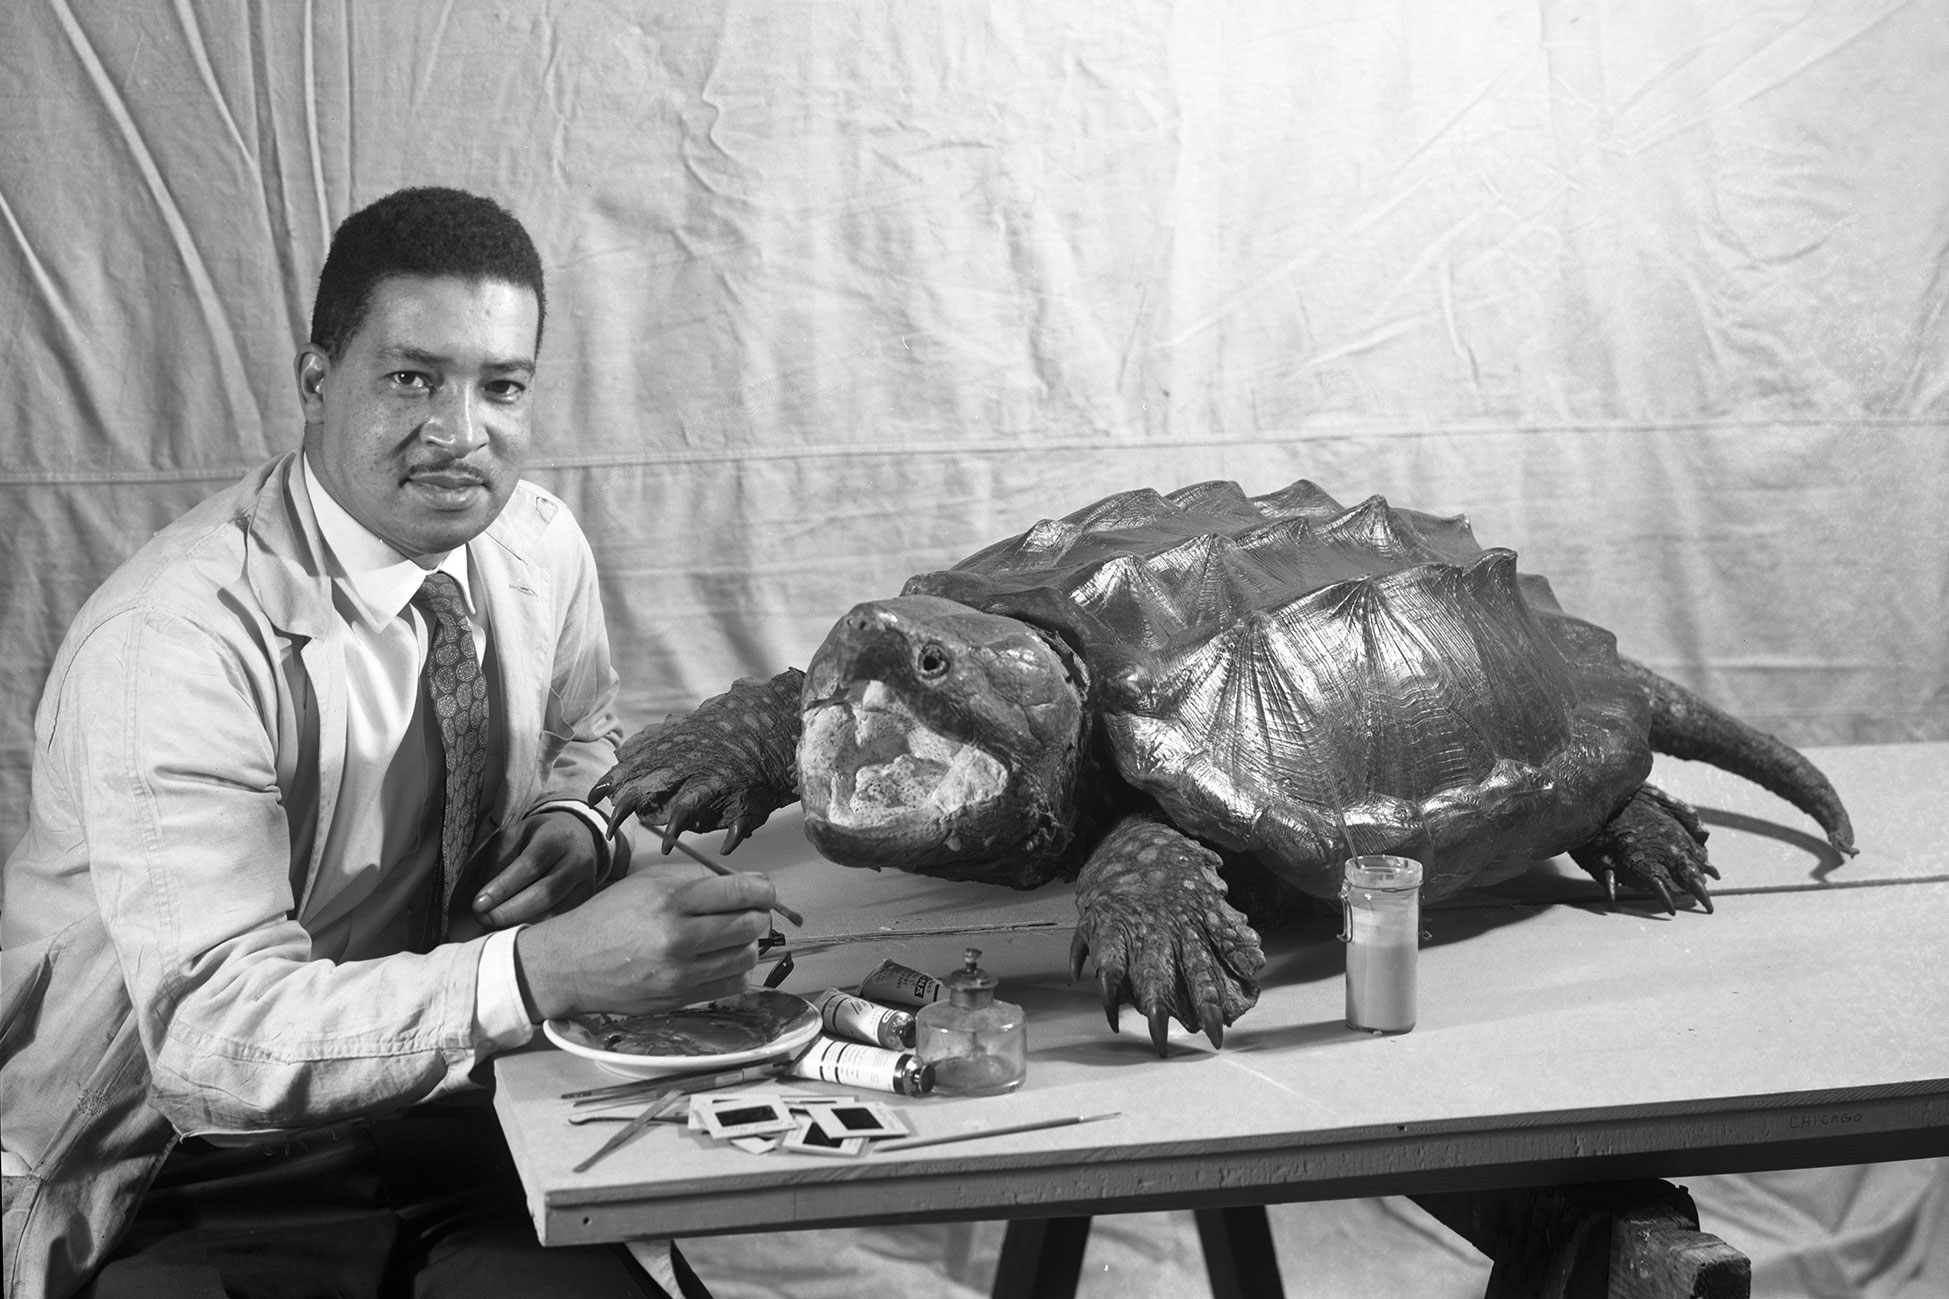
[297,274,539,558]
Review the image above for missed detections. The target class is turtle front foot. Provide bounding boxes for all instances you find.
[1070,814,1265,1055]
[590,670,805,853]
[1571,784,1718,915]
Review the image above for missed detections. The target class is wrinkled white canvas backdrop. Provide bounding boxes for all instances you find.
[3,1,1945,1295]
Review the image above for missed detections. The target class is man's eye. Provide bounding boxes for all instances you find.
[389,371,432,390]
[486,380,527,401]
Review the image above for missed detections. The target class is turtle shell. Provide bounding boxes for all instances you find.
[905,480,1653,901]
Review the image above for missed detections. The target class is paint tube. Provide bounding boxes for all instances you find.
[856,959,948,1008]
[786,1034,934,1096]
[810,987,917,1049]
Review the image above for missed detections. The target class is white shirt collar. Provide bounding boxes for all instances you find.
[302,453,475,631]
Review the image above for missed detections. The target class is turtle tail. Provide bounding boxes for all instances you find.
[1620,657,1856,857]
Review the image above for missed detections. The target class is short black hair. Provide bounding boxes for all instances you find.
[309,187,546,360]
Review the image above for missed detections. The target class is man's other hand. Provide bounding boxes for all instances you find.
[510,865,775,1022]
[471,810,605,928]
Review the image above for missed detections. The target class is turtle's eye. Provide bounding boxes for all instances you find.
[916,642,952,678]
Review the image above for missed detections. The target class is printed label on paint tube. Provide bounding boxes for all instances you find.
[857,959,947,1008]
[787,1034,934,1096]
[810,987,916,1049]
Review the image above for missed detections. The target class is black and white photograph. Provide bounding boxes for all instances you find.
[2,4,1944,1298]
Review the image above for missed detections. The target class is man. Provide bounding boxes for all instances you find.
[1,187,773,1299]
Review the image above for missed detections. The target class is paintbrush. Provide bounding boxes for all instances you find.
[873,1112,1121,1154]
[571,1088,689,1173]
[564,1057,797,1108]
[663,835,804,928]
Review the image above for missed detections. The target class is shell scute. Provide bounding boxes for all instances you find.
[1139,532,1285,623]
[1248,479,1349,520]
[1164,479,1261,516]
[1068,553,1190,649]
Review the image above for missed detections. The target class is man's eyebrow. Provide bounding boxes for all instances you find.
[377,345,535,376]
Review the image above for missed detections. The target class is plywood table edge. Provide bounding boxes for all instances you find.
[531,1077,1949,1245]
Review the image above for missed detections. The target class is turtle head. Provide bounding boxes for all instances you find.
[798,594,1090,887]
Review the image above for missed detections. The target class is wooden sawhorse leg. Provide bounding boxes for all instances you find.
[1413,1179,1751,1299]
[992,1186,1742,1299]
[991,1207,1286,1299]
[1195,1205,1287,1299]
[992,1216,1092,1299]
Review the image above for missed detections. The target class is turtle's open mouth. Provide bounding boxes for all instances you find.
[796,594,1088,884]
[800,680,1008,836]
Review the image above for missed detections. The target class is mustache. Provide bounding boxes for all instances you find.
[406,460,488,483]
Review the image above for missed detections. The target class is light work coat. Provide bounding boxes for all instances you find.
[0,453,628,1299]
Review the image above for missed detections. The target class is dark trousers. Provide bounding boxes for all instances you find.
[82,1092,710,1299]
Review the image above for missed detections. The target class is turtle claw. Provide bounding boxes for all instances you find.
[1650,878,1677,915]
[1147,1008,1171,1057]
[1199,1004,1225,1050]
[593,670,805,856]
[660,794,709,853]
[1573,785,1720,918]
[1098,969,1122,1033]
[1071,815,1264,1053]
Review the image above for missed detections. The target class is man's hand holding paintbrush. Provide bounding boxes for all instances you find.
[660,834,804,928]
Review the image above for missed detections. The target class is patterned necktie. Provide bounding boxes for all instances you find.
[416,570,490,945]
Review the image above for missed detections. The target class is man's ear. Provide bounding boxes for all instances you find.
[294,345,330,423]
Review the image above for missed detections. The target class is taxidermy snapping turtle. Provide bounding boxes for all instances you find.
[592,480,1854,1053]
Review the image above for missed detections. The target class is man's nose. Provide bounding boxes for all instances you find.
[422,384,487,453]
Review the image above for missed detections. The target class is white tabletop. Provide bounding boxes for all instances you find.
[496,742,1949,1245]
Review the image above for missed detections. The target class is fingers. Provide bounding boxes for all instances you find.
[518,877,775,1019]
[474,814,610,927]
[475,851,549,913]
[478,876,585,928]
[677,907,774,965]
[687,972,759,1005]
[474,858,565,927]
[675,870,777,918]
[605,869,774,956]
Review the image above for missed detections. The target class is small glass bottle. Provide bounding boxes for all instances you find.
[1340,855,1423,1034]
[915,948,1027,1095]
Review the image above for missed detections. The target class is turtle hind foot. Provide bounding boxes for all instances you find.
[1571,784,1717,915]
[1070,815,1265,1054]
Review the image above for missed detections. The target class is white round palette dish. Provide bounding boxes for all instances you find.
[544,989,820,1078]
